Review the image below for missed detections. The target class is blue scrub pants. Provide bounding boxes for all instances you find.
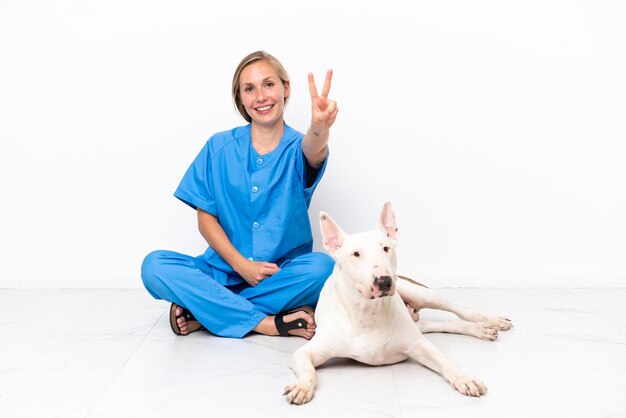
[141,250,334,338]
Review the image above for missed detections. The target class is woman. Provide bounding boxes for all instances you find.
[141,51,338,339]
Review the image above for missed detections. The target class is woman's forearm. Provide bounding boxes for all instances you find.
[197,209,246,273]
[302,126,329,169]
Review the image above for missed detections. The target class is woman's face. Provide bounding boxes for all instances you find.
[239,60,289,128]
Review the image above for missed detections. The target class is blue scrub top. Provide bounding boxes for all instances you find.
[174,124,328,286]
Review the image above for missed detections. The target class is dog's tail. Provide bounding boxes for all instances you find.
[397,275,429,289]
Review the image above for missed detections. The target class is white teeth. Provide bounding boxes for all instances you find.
[257,105,272,111]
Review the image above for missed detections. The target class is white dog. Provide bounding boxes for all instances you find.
[284,202,512,405]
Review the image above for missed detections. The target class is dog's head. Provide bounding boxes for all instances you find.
[320,201,399,299]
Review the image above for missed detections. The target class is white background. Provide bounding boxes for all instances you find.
[1,0,624,288]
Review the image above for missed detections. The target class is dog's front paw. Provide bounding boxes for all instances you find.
[451,375,488,397]
[284,382,315,405]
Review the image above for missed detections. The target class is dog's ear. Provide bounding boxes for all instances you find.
[378,201,399,241]
[320,211,345,253]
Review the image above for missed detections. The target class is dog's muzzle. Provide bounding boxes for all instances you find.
[371,275,395,298]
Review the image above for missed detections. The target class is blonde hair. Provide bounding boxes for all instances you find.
[231,51,290,123]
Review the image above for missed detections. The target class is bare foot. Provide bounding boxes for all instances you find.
[254,310,316,339]
[173,305,204,335]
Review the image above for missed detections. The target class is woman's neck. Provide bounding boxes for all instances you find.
[250,121,285,155]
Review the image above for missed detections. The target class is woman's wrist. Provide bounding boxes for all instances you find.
[308,123,329,137]
[231,254,249,276]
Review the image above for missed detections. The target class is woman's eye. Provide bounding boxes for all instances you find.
[265,82,274,88]
[244,86,253,93]
[352,251,360,257]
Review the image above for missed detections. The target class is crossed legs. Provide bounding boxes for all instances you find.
[141,250,334,338]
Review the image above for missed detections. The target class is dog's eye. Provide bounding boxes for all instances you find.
[383,246,390,253]
[352,251,360,257]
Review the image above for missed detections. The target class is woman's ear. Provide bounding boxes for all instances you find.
[283,80,290,99]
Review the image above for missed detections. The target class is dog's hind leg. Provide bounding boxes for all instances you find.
[396,279,512,331]
[417,319,498,340]
[444,306,512,331]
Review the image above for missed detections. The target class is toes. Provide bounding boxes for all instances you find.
[177,317,188,334]
[483,316,512,331]
[284,383,314,405]
[284,385,299,404]
[497,317,513,330]
[478,381,488,394]
[294,326,316,339]
[483,332,498,341]
[469,382,482,397]
[454,376,487,397]
[485,326,499,341]
[475,323,499,340]
[282,311,317,339]
[470,380,488,396]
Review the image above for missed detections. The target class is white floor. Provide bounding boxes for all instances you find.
[1,288,626,418]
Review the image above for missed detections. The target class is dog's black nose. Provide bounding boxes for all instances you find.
[374,275,393,294]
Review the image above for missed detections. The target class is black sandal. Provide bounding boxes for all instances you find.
[170,303,205,335]
[274,306,315,336]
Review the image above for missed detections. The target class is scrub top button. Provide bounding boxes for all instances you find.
[251,186,259,193]
[256,158,263,165]
[252,221,260,229]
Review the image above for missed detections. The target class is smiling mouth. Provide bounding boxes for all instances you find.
[255,104,274,113]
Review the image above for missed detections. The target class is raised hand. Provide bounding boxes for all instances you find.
[308,69,338,131]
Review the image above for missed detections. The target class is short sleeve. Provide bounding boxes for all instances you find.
[173,141,217,216]
[296,139,329,194]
